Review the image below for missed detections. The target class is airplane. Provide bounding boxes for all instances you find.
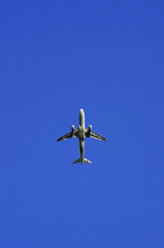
[57,108,107,165]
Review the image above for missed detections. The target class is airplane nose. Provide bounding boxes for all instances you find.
[79,108,85,126]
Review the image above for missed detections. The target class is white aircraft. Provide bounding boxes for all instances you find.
[57,108,107,164]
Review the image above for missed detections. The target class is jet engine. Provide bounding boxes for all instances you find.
[88,125,92,136]
[88,125,92,132]
[71,125,75,132]
[71,125,76,137]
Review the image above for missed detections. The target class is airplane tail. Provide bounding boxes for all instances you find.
[72,158,92,164]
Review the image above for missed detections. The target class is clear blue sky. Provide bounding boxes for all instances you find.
[0,1,163,247]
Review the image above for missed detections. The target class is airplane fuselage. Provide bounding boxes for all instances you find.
[79,108,85,164]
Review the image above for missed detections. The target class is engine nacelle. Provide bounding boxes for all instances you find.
[71,125,75,132]
[88,125,92,133]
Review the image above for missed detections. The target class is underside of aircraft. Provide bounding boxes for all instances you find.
[57,109,107,164]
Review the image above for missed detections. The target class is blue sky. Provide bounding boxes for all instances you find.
[0,1,164,247]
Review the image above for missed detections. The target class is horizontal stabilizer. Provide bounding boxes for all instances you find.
[72,158,81,164]
[72,158,92,164]
[83,158,92,164]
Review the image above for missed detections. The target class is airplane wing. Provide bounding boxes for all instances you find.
[86,130,107,141]
[57,129,78,142]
